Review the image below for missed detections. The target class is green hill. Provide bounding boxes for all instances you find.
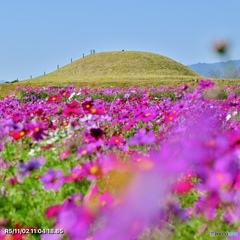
[31,51,199,83]
[1,51,201,97]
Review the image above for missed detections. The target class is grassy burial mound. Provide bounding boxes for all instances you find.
[32,51,200,84]
[0,51,201,97]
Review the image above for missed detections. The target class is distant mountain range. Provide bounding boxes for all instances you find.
[187,60,240,79]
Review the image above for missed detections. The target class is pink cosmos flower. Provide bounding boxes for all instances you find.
[83,161,103,181]
[7,176,18,185]
[45,204,62,219]
[128,128,155,145]
[0,157,10,170]
[47,95,61,103]
[140,108,157,122]
[41,144,54,150]
[163,111,177,123]
[55,205,93,240]
[98,191,115,210]
[173,100,188,111]
[60,90,71,98]
[207,171,233,191]
[10,129,28,140]
[108,135,125,146]
[198,79,215,89]
[92,166,175,240]
[66,165,86,182]
[27,122,48,141]
[179,83,189,91]
[83,156,116,181]
[82,100,94,112]
[63,100,82,116]
[76,141,103,158]
[122,119,136,131]
[59,150,70,160]
[185,90,202,100]
[172,178,194,194]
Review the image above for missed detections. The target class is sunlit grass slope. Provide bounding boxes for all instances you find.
[0,51,202,97]
[1,51,239,98]
[38,51,199,79]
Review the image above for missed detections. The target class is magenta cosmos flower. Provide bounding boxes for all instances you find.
[59,150,70,160]
[27,121,48,141]
[108,135,125,146]
[198,79,215,89]
[63,100,82,116]
[54,205,93,240]
[140,108,158,122]
[129,128,156,145]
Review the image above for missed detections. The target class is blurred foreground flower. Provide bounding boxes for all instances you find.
[214,40,229,55]
[128,128,155,145]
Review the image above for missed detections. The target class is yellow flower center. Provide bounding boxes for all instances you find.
[90,165,99,175]
[19,131,25,136]
[35,127,40,132]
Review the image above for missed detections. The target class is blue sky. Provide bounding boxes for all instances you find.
[0,0,239,81]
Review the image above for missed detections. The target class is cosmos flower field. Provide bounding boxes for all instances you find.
[0,80,240,240]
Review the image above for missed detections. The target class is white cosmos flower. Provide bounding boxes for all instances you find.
[68,92,76,100]
[80,114,93,122]
[226,114,232,121]
[28,149,35,156]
